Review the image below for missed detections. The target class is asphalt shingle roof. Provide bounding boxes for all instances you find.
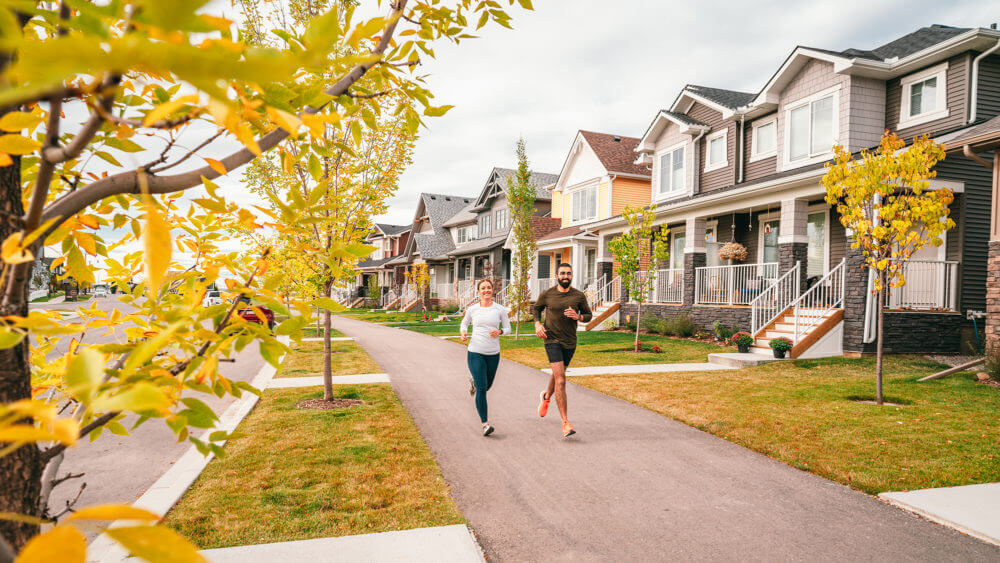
[376,223,410,236]
[579,131,650,176]
[441,202,478,227]
[807,25,972,62]
[448,227,510,257]
[412,193,473,260]
[491,167,560,199]
[660,111,708,128]
[357,255,396,269]
[685,85,756,110]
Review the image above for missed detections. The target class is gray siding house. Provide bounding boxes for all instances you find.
[594,24,1000,357]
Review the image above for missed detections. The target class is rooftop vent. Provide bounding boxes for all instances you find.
[613,136,622,142]
[445,197,451,201]
[992,23,998,30]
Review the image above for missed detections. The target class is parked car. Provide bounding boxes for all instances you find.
[93,286,108,298]
[237,297,275,330]
[203,290,223,307]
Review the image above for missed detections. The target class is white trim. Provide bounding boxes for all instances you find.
[703,129,729,172]
[637,111,710,152]
[749,117,778,162]
[567,180,599,225]
[781,85,841,172]
[670,89,733,115]
[897,61,949,130]
[653,140,688,202]
[669,226,687,268]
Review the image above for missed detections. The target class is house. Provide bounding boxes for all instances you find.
[590,24,1000,357]
[353,223,411,303]
[444,167,558,302]
[533,130,652,298]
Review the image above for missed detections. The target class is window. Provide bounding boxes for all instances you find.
[478,214,490,238]
[657,145,685,195]
[807,211,827,277]
[761,219,779,263]
[456,227,469,244]
[898,62,948,129]
[571,185,597,223]
[751,119,776,160]
[495,208,509,231]
[537,254,551,279]
[670,231,685,270]
[786,89,837,164]
[704,130,727,171]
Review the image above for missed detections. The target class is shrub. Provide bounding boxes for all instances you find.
[694,330,712,340]
[440,303,459,314]
[729,331,753,347]
[641,315,661,333]
[670,314,694,337]
[623,320,637,332]
[769,337,792,352]
[602,317,618,331]
[712,320,733,341]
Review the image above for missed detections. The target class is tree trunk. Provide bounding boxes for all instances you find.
[634,301,641,352]
[0,150,40,552]
[876,271,885,406]
[323,280,334,401]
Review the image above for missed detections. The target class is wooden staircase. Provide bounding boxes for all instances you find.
[583,275,621,331]
[348,296,365,308]
[750,307,844,358]
[584,301,620,331]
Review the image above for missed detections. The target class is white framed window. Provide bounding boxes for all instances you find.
[571,185,598,223]
[750,117,777,161]
[456,225,474,244]
[478,215,490,238]
[898,62,948,129]
[656,143,686,197]
[669,228,686,270]
[495,208,509,231]
[783,86,839,169]
[705,220,722,267]
[704,130,728,172]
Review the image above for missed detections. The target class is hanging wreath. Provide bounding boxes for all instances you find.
[718,241,747,262]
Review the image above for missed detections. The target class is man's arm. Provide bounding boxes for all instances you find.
[577,293,593,323]
[532,291,546,323]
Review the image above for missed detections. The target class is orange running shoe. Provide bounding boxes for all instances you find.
[562,421,575,438]
[537,390,550,418]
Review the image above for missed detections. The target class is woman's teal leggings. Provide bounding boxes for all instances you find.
[467,351,500,423]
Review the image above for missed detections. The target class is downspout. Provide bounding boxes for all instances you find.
[969,37,1000,123]
[692,129,708,194]
[737,112,747,184]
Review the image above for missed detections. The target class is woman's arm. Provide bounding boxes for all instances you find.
[500,305,512,335]
[460,305,473,341]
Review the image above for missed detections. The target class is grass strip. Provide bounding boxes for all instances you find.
[574,355,1000,494]
[498,331,729,368]
[277,341,381,378]
[166,385,464,548]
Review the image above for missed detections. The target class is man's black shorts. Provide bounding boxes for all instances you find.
[544,343,576,366]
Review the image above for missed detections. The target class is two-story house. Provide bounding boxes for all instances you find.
[444,166,557,303]
[532,130,652,298]
[591,24,1000,357]
[353,223,411,304]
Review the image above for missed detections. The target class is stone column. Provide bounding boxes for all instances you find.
[841,241,875,356]
[778,199,808,290]
[988,241,1000,360]
[684,217,707,306]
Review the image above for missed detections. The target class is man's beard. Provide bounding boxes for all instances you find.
[557,278,571,289]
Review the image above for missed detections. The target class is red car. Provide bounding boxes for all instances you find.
[238,300,275,330]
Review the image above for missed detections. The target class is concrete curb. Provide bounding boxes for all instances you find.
[88,336,290,563]
[542,362,735,377]
[267,373,390,387]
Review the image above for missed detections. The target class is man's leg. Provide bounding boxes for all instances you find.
[548,360,569,424]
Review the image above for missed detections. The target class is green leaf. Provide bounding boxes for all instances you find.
[94,150,123,167]
[345,242,375,258]
[259,338,286,368]
[0,329,24,349]
[65,347,105,403]
[274,316,307,336]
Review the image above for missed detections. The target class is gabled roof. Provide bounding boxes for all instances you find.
[375,223,410,236]
[357,255,397,270]
[578,131,649,177]
[448,228,510,257]
[401,193,474,261]
[441,202,478,228]
[635,110,711,154]
[472,167,559,211]
[866,24,971,60]
[671,84,756,115]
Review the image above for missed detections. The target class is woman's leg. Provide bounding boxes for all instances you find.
[484,353,500,391]
[466,352,489,423]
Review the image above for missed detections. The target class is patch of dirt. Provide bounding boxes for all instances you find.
[977,378,1000,388]
[296,398,365,410]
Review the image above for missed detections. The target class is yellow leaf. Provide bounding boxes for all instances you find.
[0,111,43,132]
[92,383,171,414]
[1,233,34,264]
[143,95,199,127]
[0,134,41,155]
[68,504,160,522]
[204,158,226,175]
[301,113,325,138]
[16,524,86,563]
[106,525,207,563]
[143,201,171,294]
[0,152,11,166]
[78,214,99,229]
[266,106,302,134]
[74,231,97,257]
[224,278,237,289]
[235,122,261,155]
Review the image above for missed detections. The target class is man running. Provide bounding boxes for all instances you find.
[534,262,592,437]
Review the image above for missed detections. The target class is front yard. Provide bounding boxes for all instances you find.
[165,385,464,548]
[277,340,382,378]
[499,331,729,369]
[575,355,1000,494]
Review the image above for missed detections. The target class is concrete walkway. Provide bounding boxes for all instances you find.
[337,316,1000,561]
[199,524,482,562]
[542,362,734,376]
[881,484,1000,547]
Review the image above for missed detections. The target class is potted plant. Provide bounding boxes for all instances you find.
[769,336,792,359]
[730,331,753,353]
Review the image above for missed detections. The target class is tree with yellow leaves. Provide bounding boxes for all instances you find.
[0,0,529,558]
[822,132,953,405]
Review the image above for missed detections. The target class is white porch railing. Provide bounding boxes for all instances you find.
[652,268,683,304]
[585,275,620,310]
[378,289,397,308]
[750,262,801,336]
[788,259,847,345]
[888,260,959,311]
[695,262,778,306]
[433,283,454,299]
[532,278,553,300]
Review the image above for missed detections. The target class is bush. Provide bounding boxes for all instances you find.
[640,315,662,333]
[439,303,459,314]
[694,330,712,340]
[712,321,737,341]
[670,314,695,337]
[602,317,618,331]
[623,320,637,332]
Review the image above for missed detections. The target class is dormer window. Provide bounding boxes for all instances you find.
[784,85,839,168]
[898,62,948,129]
[704,130,728,172]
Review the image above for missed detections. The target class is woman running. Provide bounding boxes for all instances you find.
[460,279,511,436]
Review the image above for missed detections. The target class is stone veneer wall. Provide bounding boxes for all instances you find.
[620,302,751,334]
[988,241,1000,358]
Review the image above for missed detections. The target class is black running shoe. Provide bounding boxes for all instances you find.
[482,424,495,436]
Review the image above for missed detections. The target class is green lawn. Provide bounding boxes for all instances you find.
[341,310,436,323]
[389,320,534,337]
[302,327,346,338]
[497,331,730,369]
[30,291,64,303]
[277,340,381,378]
[575,355,1000,494]
[165,385,463,548]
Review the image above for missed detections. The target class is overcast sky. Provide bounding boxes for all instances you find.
[372,0,998,225]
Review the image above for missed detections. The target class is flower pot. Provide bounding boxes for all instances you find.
[773,348,787,359]
[737,344,750,353]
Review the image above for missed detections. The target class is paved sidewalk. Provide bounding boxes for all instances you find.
[337,316,1000,561]
[542,362,734,376]
[199,524,481,562]
[881,484,1000,547]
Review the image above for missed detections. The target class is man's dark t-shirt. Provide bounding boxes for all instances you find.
[533,286,593,348]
